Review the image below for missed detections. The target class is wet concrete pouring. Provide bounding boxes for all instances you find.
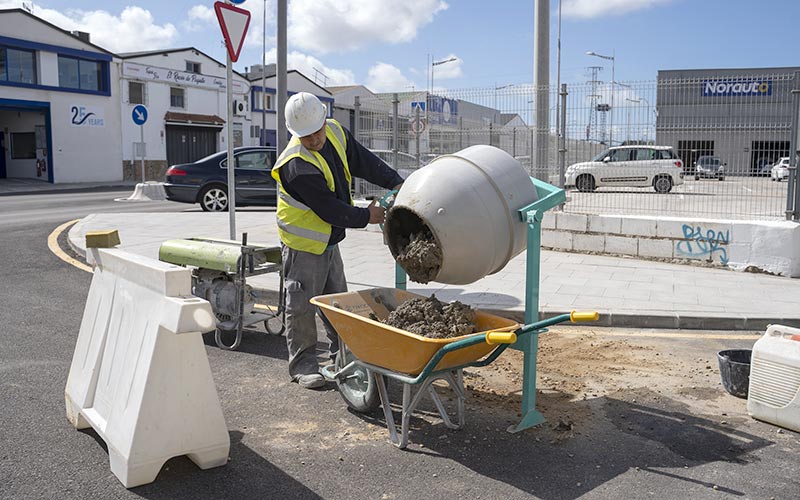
[392,228,442,284]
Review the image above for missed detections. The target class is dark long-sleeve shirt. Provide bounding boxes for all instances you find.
[278,126,404,246]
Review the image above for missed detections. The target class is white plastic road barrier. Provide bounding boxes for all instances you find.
[65,246,229,488]
[748,324,800,433]
[117,181,167,202]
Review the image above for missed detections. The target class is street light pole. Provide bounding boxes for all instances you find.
[624,97,640,142]
[494,83,513,112]
[431,56,457,95]
[586,50,615,145]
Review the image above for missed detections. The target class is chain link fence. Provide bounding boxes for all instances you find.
[352,73,798,221]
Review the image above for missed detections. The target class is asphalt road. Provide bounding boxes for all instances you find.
[1,188,798,499]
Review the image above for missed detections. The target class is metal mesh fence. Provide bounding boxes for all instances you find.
[352,73,796,220]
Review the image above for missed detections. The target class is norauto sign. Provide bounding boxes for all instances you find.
[702,79,772,96]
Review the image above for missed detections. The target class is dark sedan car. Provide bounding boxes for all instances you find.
[164,146,278,211]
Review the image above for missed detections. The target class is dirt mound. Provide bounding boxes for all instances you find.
[384,294,476,339]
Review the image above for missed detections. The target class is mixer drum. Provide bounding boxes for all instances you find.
[385,145,539,285]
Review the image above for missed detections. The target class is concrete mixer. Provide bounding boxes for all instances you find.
[385,145,540,285]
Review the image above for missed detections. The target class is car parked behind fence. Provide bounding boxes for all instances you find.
[771,157,790,182]
[164,146,277,212]
[565,145,684,194]
[693,155,725,181]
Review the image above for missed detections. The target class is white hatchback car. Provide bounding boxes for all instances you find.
[566,145,684,194]
[771,157,790,182]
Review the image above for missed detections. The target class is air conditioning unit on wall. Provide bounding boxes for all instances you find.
[233,100,247,116]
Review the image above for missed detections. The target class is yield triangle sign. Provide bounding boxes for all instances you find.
[214,1,251,62]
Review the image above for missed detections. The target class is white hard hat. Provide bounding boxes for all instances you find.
[285,92,327,137]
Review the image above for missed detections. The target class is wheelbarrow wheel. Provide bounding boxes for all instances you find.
[334,346,381,413]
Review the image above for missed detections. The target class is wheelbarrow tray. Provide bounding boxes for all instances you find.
[311,288,519,376]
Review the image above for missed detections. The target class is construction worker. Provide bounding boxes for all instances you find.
[272,92,404,389]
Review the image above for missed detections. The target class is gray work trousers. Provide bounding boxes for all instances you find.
[281,244,347,379]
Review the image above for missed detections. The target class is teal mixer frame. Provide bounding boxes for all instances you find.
[394,177,566,433]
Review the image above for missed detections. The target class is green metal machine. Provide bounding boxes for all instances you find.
[158,234,285,350]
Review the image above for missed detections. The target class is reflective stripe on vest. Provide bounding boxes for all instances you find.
[271,119,352,254]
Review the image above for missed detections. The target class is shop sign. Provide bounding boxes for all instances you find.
[702,80,772,97]
[70,105,104,127]
[122,62,246,94]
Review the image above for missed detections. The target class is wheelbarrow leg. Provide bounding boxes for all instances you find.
[425,370,465,430]
[375,372,404,448]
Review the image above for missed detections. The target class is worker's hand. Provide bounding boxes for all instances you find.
[367,199,386,224]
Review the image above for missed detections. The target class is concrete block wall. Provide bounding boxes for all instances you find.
[542,212,800,278]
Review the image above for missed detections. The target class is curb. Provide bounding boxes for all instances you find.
[488,309,800,332]
[0,183,137,197]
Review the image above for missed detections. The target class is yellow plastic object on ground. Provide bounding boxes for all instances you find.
[311,288,520,376]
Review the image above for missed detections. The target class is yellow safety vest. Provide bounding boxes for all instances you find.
[271,119,353,254]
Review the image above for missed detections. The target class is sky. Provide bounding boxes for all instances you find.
[2,0,799,92]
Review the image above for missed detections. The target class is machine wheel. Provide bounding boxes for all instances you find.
[199,184,229,212]
[694,175,700,181]
[264,317,285,335]
[718,176,724,181]
[575,174,596,193]
[653,175,673,194]
[334,345,380,413]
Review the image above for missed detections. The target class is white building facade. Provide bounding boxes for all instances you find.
[248,66,333,146]
[119,48,254,180]
[0,9,121,183]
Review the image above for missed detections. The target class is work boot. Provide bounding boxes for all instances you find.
[294,373,324,389]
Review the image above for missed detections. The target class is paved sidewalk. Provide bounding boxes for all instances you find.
[0,178,136,196]
[68,211,800,331]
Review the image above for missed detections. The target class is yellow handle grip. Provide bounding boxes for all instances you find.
[486,331,518,345]
[570,311,600,322]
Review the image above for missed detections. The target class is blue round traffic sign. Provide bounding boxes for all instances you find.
[132,104,148,125]
[228,0,246,4]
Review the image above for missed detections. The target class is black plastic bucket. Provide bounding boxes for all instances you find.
[717,349,752,399]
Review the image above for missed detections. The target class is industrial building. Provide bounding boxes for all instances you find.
[656,67,799,175]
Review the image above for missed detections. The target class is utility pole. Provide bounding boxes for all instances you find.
[261,0,266,145]
[586,66,603,142]
[276,0,287,154]
[533,0,549,181]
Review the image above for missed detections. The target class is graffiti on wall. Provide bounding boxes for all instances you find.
[676,224,730,264]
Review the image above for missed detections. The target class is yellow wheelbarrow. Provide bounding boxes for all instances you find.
[312,287,598,448]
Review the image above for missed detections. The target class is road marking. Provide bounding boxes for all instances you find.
[556,329,759,340]
[48,219,92,273]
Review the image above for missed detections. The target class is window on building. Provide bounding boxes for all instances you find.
[79,59,101,90]
[129,81,145,104]
[0,47,37,84]
[250,125,261,139]
[186,61,201,74]
[11,132,36,159]
[58,56,104,91]
[58,56,79,89]
[265,94,273,110]
[170,87,185,108]
[233,123,243,148]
